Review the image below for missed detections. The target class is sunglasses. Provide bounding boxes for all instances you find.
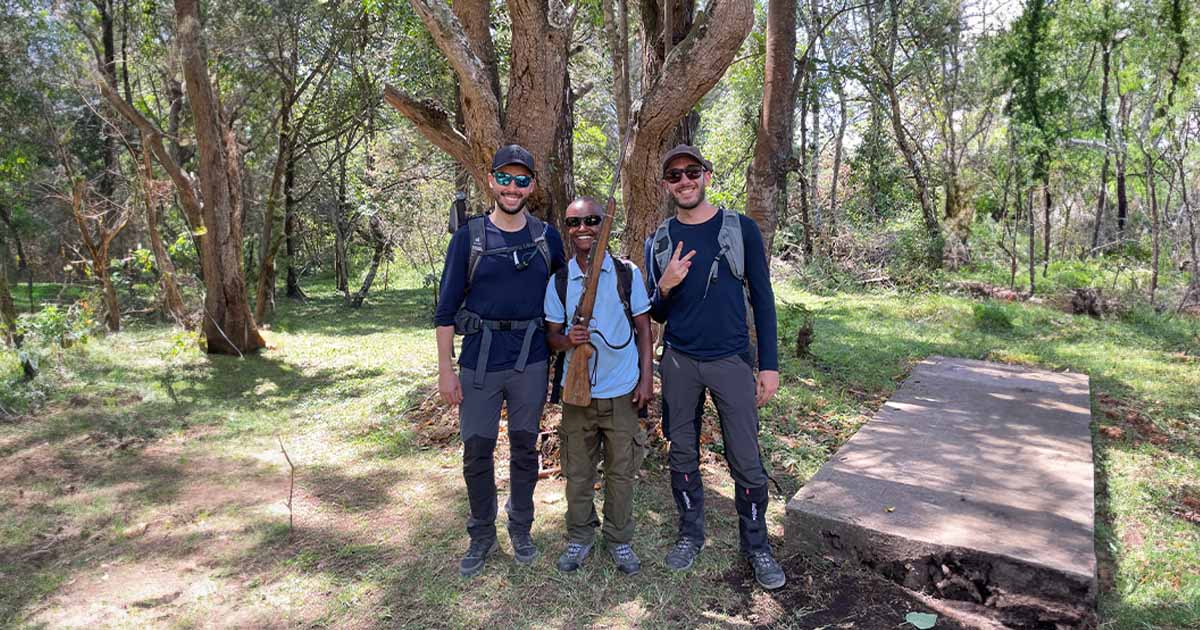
[663,165,707,183]
[493,171,533,188]
[564,215,604,228]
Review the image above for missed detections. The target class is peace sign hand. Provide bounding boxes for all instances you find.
[658,241,696,296]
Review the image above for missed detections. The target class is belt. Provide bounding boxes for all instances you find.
[473,317,542,389]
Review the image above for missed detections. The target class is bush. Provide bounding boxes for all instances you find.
[973,301,1014,332]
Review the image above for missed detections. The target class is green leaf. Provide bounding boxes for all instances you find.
[905,612,937,629]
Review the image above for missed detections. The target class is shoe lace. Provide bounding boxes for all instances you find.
[565,542,587,558]
[750,551,776,569]
[671,538,697,556]
[467,539,492,556]
[613,545,634,561]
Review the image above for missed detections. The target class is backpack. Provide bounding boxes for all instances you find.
[646,207,756,367]
[548,256,636,404]
[465,214,552,287]
[449,213,554,389]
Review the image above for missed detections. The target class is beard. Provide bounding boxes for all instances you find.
[496,197,528,215]
[671,186,706,210]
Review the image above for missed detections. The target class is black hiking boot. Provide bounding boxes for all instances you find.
[664,537,704,571]
[510,532,538,564]
[459,539,498,578]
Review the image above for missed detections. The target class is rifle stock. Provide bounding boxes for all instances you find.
[561,196,617,407]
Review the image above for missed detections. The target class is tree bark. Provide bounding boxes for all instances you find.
[385,0,573,221]
[1115,89,1130,239]
[347,214,388,308]
[876,0,939,240]
[138,149,187,326]
[620,0,754,264]
[603,0,632,147]
[1090,35,1112,253]
[745,0,796,255]
[176,0,264,354]
[0,237,18,347]
[70,179,129,332]
[254,84,292,322]
[1042,170,1052,276]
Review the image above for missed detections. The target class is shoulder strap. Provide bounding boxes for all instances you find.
[554,265,568,309]
[466,216,488,287]
[718,208,745,281]
[650,218,674,286]
[614,257,634,326]
[527,215,552,270]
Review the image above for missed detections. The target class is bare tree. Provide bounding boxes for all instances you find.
[69,179,132,332]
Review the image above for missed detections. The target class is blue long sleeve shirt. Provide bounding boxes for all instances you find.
[645,210,778,371]
[435,215,565,371]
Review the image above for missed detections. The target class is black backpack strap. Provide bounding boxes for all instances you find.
[465,216,487,287]
[527,215,552,271]
[549,265,569,404]
[613,257,635,329]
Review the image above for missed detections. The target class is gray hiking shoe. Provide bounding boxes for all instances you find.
[609,543,641,575]
[748,551,786,590]
[556,541,592,572]
[459,539,498,577]
[511,533,539,564]
[664,537,704,571]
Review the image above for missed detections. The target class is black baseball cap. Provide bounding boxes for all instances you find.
[660,144,712,174]
[492,144,535,173]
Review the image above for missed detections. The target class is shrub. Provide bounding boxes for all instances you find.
[973,301,1014,332]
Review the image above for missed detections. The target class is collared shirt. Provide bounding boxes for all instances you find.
[544,253,651,400]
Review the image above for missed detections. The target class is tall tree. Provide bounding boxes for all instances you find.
[384,0,577,225]
[619,0,755,263]
[97,0,264,354]
[745,0,797,254]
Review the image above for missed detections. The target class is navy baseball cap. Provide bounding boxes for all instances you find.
[660,144,712,174]
[492,144,535,173]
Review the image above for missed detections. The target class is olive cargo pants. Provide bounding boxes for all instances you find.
[560,393,645,545]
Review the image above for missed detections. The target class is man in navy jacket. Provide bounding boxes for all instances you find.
[434,145,565,577]
[644,144,785,590]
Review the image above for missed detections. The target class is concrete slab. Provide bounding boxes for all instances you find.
[785,356,1097,628]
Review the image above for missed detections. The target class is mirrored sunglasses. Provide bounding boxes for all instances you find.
[493,171,533,188]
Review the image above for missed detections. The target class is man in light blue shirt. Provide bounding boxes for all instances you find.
[544,197,653,575]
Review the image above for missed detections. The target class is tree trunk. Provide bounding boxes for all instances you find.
[878,0,939,240]
[347,215,388,308]
[139,149,187,326]
[284,150,304,300]
[828,63,848,230]
[796,69,814,257]
[255,83,293,322]
[745,0,796,255]
[1042,168,1052,276]
[1115,90,1130,239]
[176,0,264,355]
[386,0,573,221]
[0,238,19,347]
[1028,187,1036,294]
[603,0,632,148]
[807,0,821,240]
[1146,150,1161,302]
[619,0,754,265]
[1090,37,1112,253]
[69,180,128,332]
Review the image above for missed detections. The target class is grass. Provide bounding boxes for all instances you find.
[0,271,1197,628]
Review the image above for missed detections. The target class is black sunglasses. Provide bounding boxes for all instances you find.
[663,165,707,183]
[564,215,604,228]
[493,171,533,188]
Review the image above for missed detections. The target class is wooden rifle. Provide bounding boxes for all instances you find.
[562,161,625,407]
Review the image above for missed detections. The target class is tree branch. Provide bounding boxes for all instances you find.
[382,85,484,185]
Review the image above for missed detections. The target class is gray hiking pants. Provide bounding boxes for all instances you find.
[459,360,547,542]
